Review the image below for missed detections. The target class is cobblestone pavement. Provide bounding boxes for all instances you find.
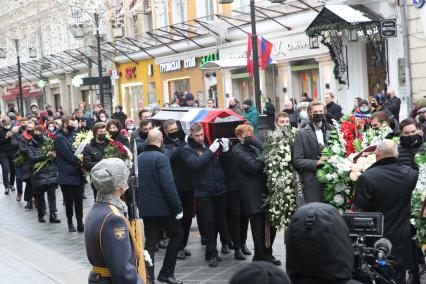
[0,183,286,284]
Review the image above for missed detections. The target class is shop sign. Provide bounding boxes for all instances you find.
[414,0,425,8]
[125,67,137,79]
[160,57,197,73]
[109,69,120,80]
[381,20,397,38]
[201,54,219,65]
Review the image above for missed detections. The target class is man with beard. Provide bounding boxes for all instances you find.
[282,100,298,128]
[162,119,193,260]
[130,119,153,155]
[293,101,333,203]
[181,123,229,267]
[228,97,242,115]
[353,140,418,284]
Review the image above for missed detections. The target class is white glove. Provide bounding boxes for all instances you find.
[209,139,220,153]
[221,138,230,152]
[144,250,153,266]
[176,212,183,220]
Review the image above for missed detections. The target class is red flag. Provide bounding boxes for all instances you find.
[247,33,253,76]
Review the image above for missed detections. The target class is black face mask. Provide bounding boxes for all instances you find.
[312,113,325,123]
[400,134,421,146]
[140,132,148,139]
[168,131,180,140]
[243,136,252,145]
[47,110,53,116]
[109,131,118,138]
[420,116,426,124]
[21,125,26,131]
[98,134,107,141]
[228,104,235,109]
[67,125,75,132]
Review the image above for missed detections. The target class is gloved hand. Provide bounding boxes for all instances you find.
[176,212,183,220]
[209,139,220,153]
[220,138,230,152]
[144,250,153,266]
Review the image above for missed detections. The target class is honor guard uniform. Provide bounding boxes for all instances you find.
[84,158,144,284]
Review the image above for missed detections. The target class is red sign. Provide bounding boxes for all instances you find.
[125,67,137,79]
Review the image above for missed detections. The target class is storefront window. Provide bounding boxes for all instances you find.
[292,67,319,102]
[168,79,190,102]
[122,84,143,120]
[148,82,157,105]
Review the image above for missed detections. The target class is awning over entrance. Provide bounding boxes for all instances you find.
[200,58,247,70]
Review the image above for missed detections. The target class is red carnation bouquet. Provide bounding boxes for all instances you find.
[104,139,133,162]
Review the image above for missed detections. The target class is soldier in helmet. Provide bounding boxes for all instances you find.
[84,158,143,284]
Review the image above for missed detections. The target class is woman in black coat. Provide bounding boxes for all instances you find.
[106,119,130,149]
[232,124,279,265]
[26,126,60,224]
[54,117,85,233]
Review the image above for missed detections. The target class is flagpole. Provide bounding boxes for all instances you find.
[250,0,262,113]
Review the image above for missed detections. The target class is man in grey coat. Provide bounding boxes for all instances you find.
[292,101,333,203]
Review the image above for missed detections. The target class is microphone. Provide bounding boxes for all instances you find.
[374,238,392,258]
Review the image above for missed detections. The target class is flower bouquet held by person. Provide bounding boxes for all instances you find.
[33,137,56,174]
[104,139,133,168]
[261,126,297,229]
[413,152,426,246]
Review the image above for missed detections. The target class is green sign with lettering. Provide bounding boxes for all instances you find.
[201,54,219,65]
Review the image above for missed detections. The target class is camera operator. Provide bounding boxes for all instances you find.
[286,202,361,284]
[352,140,418,284]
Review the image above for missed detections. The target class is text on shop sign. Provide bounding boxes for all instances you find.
[160,58,197,72]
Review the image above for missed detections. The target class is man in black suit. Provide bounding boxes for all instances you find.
[138,129,183,284]
[353,140,418,284]
[293,101,333,203]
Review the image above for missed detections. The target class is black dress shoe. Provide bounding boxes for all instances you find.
[221,244,230,254]
[77,224,84,233]
[157,275,183,284]
[38,215,46,223]
[228,240,235,250]
[208,257,218,267]
[176,250,186,260]
[182,248,191,256]
[68,223,76,232]
[234,249,246,260]
[241,244,252,255]
[269,255,282,266]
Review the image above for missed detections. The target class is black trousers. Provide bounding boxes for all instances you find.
[61,184,84,224]
[178,190,193,250]
[249,212,275,260]
[0,153,15,189]
[24,180,33,202]
[143,216,183,279]
[227,190,249,247]
[197,193,227,259]
[35,185,58,216]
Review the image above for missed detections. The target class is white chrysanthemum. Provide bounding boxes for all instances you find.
[333,194,344,205]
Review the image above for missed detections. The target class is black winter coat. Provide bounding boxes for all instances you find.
[111,133,130,149]
[326,101,343,124]
[111,112,128,128]
[398,140,425,171]
[54,128,83,186]
[353,157,418,269]
[162,137,190,192]
[286,203,362,284]
[282,109,298,128]
[385,96,401,122]
[181,138,226,198]
[232,142,266,215]
[26,137,58,191]
[138,145,182,217]
[130,129,147,155]
[0,127,18,154]
[293,122,333,203]
[17,133,33,181]
[83,139,107,171]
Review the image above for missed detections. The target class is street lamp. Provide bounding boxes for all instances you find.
[219,0,284,111]
[69,0,120,108]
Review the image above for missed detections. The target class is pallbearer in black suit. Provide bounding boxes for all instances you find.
[85,158,144,284]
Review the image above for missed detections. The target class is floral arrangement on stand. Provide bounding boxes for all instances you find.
[33,138,55,174]
[412,153,426,246]
[72,130,93,164]
[104,140,133,168]
[316,119,354,213]
[260,127,297,229]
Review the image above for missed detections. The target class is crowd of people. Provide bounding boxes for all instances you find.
[0,86,424,284]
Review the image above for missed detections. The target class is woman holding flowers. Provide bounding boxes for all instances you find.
[25,125,60,224]
[106,119,130,148]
